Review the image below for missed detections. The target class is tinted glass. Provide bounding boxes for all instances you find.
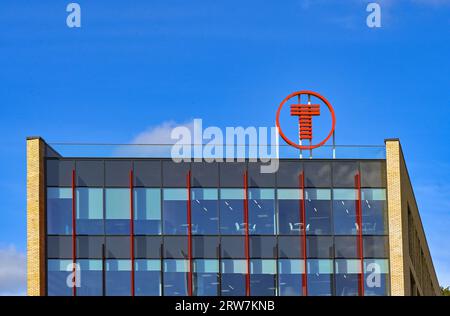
[278,189,302,235]
[333,189,358,235]
[77,236,103,259]
[46,160,74,187]
[134,236,162,258]
[250,236,277,258]
[47,259,72,296]
[163,259,189,296]
[278,236,302,258]
[276,161,302,188]
[76,161,104,187]
[164,236,188,259]
[221,260,246,296]
[78,259,103,296]
[106,236,130,259]
[278,259,304,296]
[162,161,190,187]
[335,236,358,258]
[47,188,72,235]
[364,259,389,296]
[133,161,162,187]
[105,160,131,187]
[248,162,275,187]
[248,189,276,235]
[221,236,245,259]
[304,162,331,187]
[307,236,333,258]
[335,259,360,296]
[47,236,72,259]
[332,162,358,187]
[305,189,332,235]
[135,260,161,296]
[307,259,333,296]
[193,259,220,296]
[105,188,130,234]
[360,161,386,188]
[105,259,131,296]
[163,189,187,235]
[192,236,219,259]
[362,189,387,235]
[191,162,218,187]
[250,259,277,296]
[191,189,219,235]
[134,188,161,235]
[363,236,389,258]
[220,189,244,235]
[219,162,246,187]
[76,188,104,235]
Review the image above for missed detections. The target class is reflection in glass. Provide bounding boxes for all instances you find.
[105,259,131,296]
[134,188,161,235]
[335,259,360,296]
[333,189,358,235]
[277,189,302,235]
[305,189,332,235]
[307,259,333,296]
[362,189,387,235]
[77,188,104,235]
[278,259,304,296]
[247,189,276,235]
[364,259,389,296]
[220,189,244,235]
[47,188,72,235]
[191,189,219,235]
[163,259,189,296]
[250,259,277,296]
[163,189,188,235]
[135,260,161,296]
[78,259,102,296]
[193,259,219,296]
[221,259,247,296]
[47,259,72,296]
[105,189,130,235]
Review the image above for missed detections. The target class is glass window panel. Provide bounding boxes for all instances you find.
[335,259,360,296]
[220,189,245,235]
[77,259,103,296]
[304,162,331,187]
[191,162,219,187]
[248,189,276,235]
[48,236,72,259]
[363,236,389,258]
[360,161,386,188]
[307,259,333,296]
[221,236,245,259]
[221,259,247,296]
[163,189,188,235]
[192,236,219,259]
[134,236,162,259]
[278,189,302,235]
[193,259,220,296]
[305,189,332,235]
[364,259,389,296]
[278,259,304,296]
[105,188,130,235]
[191,189,219,235]
[335,236,358,258]
[333,189,358,235]
[105,160,131,187]
[106,236,130,259]
[248,162,275,188]
[76,160,104,187]
[134,188,161,235]
[133,161,162,187]
[135,260,161,296]
[276,161,303,188]
[105,259,131,296]
[47,259,72,296]
[164,236,188,259]
[76,188,104,235]
[162,161,190,187]
[46,160,74,187]
[47,188,72,235]
[250,259,277,296]
[219,162,246,187]
[332,162,358,187]
[278,236,303,258]
[250,236,277,258]
[362,189,387,235]
[306,236,333,258]
[163,259,189,296]
[76,236,103,259]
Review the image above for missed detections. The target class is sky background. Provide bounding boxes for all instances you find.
[0,0,449,295]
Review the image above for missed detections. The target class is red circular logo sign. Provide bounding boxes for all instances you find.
[275,90,336,150]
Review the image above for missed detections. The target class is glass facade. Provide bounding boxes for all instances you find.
[46,159,389,296]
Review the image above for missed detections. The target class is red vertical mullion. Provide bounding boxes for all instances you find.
[243,171,250,296]
[130,170,135,296]
[72,169,77,297]
[300,172,308,296]
[355,173,365,296]
[187,171,193,296]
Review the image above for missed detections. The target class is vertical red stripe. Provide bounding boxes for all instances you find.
[72,169,77,297]
[130,170,135,296]
[187,170,193,296]
[243,171,250,296]
[355,173,365,296]
[300,172,308,296]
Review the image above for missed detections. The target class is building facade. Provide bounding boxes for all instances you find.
[26,137,441,296]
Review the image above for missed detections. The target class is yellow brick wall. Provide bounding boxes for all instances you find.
[26,137,46,296]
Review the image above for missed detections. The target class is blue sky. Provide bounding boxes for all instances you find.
[0,0,449,294]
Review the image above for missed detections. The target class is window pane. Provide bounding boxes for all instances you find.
[333,189,358,235]
[105,188,130,235]
[78,259,102,296]
[307,236,333,258]
[46,160,74,187]
[134,188,161,235]
[191,162,218,187]
[191,189,219,234]
[250,259,277,296]
[163,259,189,296]
[250,236,277,258]
[47,188,72,235]
[192,236,219,259]
[163,189,188,235]
[105,160,131,187]
[307,259,333,296]
[221,259,247,296]
[221,236,245,259]
[335,236,358,258]
[105,259,131,296]
[47,236,72,259]
[164,236,188,259]
[248,162,275,187]
[76,188,104,235]
[134,236,162,259]
[278,189,302,235]
[193,259,220,296]
[76,161,104,187]
[364,259,389,296]
[305,189,332,235]
[363,236,389,258]
[133,161,162,187]
[362,189,387,235]
[47,259,72,296]
[220,189,244,235]
[77,236,103,259]
[278,259,304,296]
[332,162,358,187]
[219,162,246,187]
[106,236,130,259]
[162,161,190,187]
[278,236,303,258]
[304,162,331,187]
[135,260,161,296]
[276,161,302,188]
[360,161,386,188]
[248,189,276,235]
[335,259,360,296]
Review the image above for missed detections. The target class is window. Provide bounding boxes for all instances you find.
[332,162,358,187]
[364,259,389,296]
[133,161,162,187]
[134,236,162,258]
[220,189,244,235]
[278,236,303,258]
[192,236,219,258]
[276,161,302,188]
[105,259,131,296]
[360,161,386,188]
[105,188,130,234]
[46,160,74,187]
[134,188,161,235]
[106,236,130,259]
[47,236,72,258]
[164,236,188,259]
[248,162,275,187]
[163,189,188,235]
[162,161,190,187]
[221,236,245,259]
[278,259,304,296]
[193,259,220,296]
[307,236,333,258]
[250,236,277,258]
[333,189,358,235]
[335,259,360,296]
[305,189,332,235]
[191,162,218,187]
[363,236,389,258]
[77,259,103,296]
[77,236,103,259]
[47,188,72,235]
[105,160,131,187]
[307,259,333,296]
[47,259,72,296]
[76,161,104,187]
[248,189,276,235]
[163,259,189,296]
[191,189,219,234]
[250,259,277,296]
[76,188,104,235]
[135,260,161,296]
[334,236,358,258]
[304,162,331,187]
[221,259,247,296]
[278,189,302,235]
[361,189,387,235]
[219,162,246,187]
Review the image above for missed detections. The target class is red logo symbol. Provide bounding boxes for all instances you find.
[276,90,336,150]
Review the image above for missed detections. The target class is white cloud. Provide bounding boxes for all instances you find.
[0,245,26,296]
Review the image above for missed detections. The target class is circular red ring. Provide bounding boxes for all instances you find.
[276,90,336,150]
